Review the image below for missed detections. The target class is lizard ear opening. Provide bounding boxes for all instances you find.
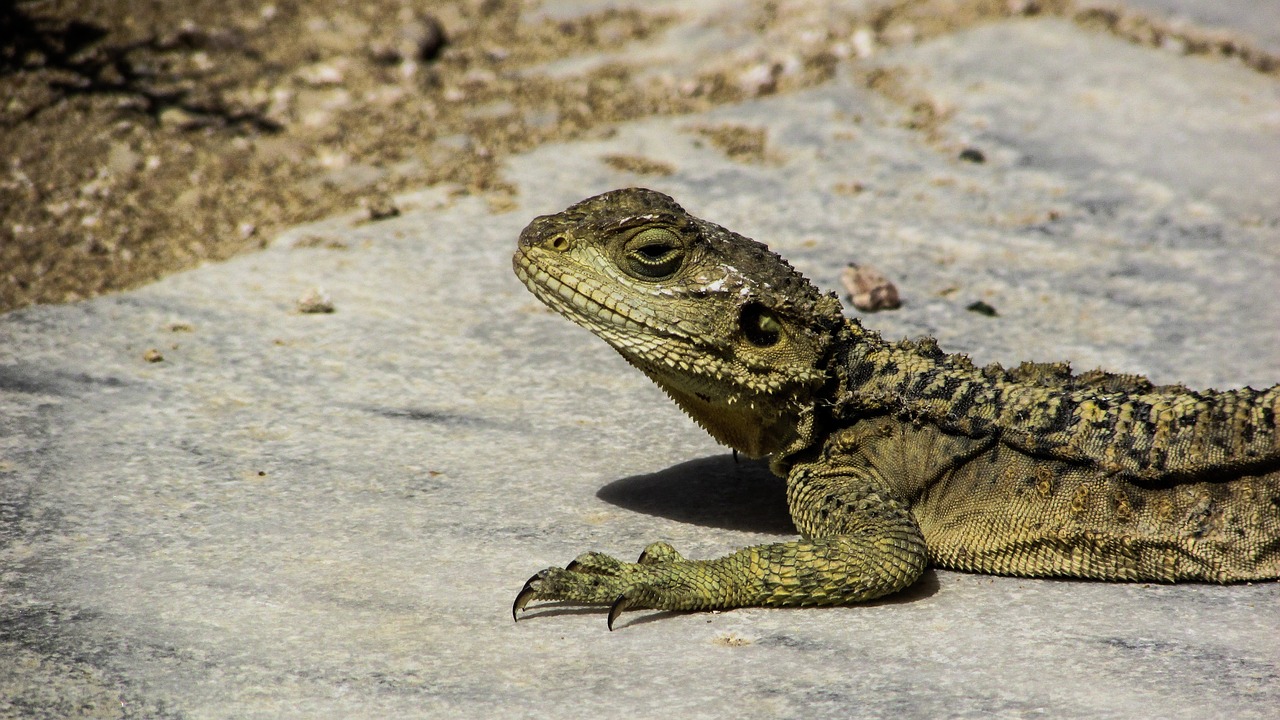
[740,302,782,347]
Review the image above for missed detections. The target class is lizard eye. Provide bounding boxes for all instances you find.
[740,302,782,347]
[623,228,684,279]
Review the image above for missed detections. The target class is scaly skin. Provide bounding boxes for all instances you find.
[511,188,1280,628]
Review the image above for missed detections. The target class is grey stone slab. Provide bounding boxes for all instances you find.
[881,18,1280,220]
[2,14,1278,720]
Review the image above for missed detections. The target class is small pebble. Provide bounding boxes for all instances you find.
[841,263,901,312]
[966,300,998,317]
[370,11,447,64]
[363,195,400,221]
[297,287,335,314]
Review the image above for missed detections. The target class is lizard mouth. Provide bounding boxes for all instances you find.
[513,248,655,340]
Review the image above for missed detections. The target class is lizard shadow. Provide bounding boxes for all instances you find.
[595,453,794,535]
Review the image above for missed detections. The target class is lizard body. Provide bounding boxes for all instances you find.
[511,188,1280,627]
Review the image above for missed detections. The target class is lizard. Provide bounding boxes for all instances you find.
[510,187,1280,629]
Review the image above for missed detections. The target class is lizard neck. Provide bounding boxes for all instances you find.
[833,322,978,420]
[647,372,812,459]
[826,320,1038,458]
[831,321,1056,444]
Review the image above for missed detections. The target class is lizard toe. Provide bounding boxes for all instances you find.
[637,541,684,564]
[565,551,628,575]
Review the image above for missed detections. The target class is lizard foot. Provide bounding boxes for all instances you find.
[512,516,929,627]
[512,542,703,630]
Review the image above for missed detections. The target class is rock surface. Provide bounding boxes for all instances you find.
[2,4,1278,719]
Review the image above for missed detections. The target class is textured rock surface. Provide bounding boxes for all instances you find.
[1118,0,1280,52]
[2,6,1278,720]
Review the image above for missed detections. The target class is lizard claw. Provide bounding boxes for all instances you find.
[607,592,635,631]
[512,544,699,627]
[512,572,543,621]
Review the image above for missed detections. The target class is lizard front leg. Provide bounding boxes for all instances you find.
[512,463,927,628]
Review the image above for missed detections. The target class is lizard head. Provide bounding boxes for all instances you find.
[514,187,845,458]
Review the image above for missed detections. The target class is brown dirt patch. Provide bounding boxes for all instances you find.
[600,153,676,177]
[689,123,773,164]
[1,0,694,311]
